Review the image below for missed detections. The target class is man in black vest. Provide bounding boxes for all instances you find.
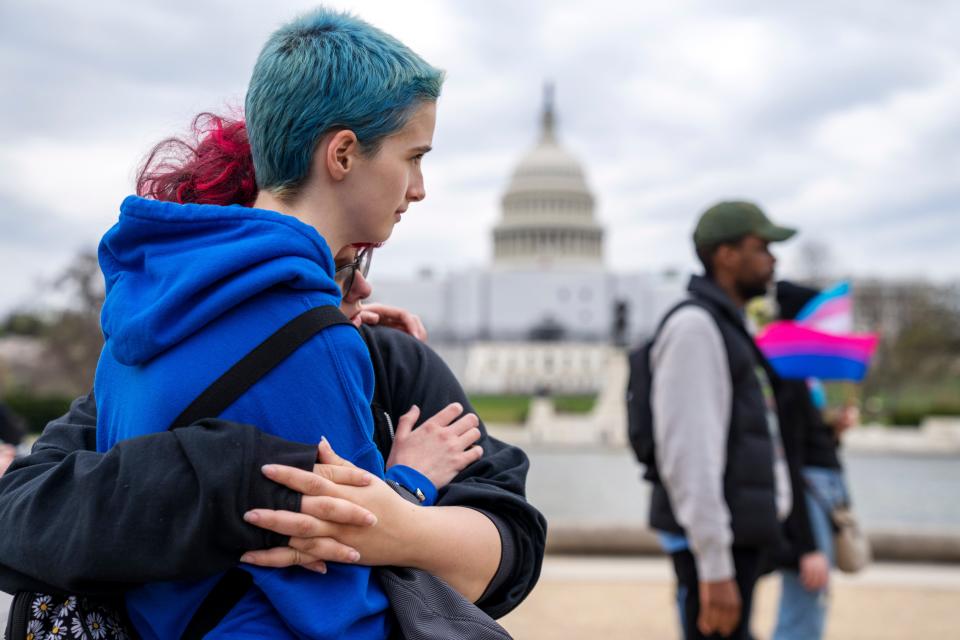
[650,201,796,639]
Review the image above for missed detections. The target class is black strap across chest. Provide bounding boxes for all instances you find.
[173,305,352,640]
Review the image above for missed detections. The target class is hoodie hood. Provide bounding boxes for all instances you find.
[99,196,341,366]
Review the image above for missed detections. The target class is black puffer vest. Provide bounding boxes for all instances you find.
[648,275,782,548]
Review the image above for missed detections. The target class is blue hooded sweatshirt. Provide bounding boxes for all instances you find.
[95,196,398,639]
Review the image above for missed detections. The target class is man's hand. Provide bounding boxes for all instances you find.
[698,579,741,637]
[799,551,830,591]
[358,303,427,342]
[386,404,483,489]
[241,438,420,571]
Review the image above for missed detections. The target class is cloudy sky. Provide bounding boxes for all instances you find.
[1,0,958,315]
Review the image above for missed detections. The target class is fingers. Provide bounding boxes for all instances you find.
[303,559,329,574]
[698,582,740,637]
[300,495,378,526]
[243,508,345,539]
[287,535,365,565]
[697,606,717,636]
[240,538,360,569]
[312,463,374,487]
[426,402,465,428]
[394,405,420,439]
[461,445,484,466]
[317,437,358,468]
[718,600,741,637]
[801,566,815,590]
[802,564,828,591]
[262,463,343,497]
[448,412,480,436]
[358,310,381,326]
[365,304,427,341]
[391,311,421,339]
[404,314,428,342]
[240,546,324,570]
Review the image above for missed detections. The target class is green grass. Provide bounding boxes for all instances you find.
[468,393,598,423]
[827,378,960,427]
[468,395,530,423]
[553,394,597,414]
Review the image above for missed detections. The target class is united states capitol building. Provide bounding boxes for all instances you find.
[371,88,685,402]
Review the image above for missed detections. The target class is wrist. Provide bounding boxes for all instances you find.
[390,500,435,569]
[384,464,437,506]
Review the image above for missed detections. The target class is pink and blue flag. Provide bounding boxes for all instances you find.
[794,281,853,333]
[757,321,878,381]
[759,281,878,381]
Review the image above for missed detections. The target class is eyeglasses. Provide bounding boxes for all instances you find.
[334,246,373,298]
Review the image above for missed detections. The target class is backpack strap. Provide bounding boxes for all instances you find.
[172,305,352,639]
[170,306,353,429]
[179,568,254,640]
[649,298,715,346]
[656,295,778,382]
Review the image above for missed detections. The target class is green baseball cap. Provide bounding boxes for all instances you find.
[693,201,797,248]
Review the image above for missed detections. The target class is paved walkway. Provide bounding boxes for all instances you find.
[500,556,960,639]
[4,558,958,638]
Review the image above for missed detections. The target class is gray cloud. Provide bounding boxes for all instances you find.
[1,0,958,315]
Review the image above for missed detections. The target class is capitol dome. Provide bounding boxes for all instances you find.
[493,85,604,267]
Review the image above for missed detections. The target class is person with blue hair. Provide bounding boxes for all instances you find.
[90,8,503,639]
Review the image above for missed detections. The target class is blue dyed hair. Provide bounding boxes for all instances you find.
[245,9,444,195]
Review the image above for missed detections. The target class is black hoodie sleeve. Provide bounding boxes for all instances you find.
[777,381,819,566]
[362,325,548,619]
[0,393,316,596]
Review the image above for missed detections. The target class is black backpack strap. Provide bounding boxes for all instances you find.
[682,293,782,386]
[650,297,714,345]
[180,568,254,640]
[170,306,353,430]
[172,305,352,638]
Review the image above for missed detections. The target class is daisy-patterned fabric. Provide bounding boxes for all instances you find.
[13,593,127,640]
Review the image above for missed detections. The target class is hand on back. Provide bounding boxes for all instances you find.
[241,438,425,571]
[358,303,428,342]
[386,403,483,489]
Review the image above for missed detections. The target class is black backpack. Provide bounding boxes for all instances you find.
[5,306,352,640]
[625,298,715,479]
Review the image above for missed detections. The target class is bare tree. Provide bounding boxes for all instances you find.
[42,251,105,394]
[796,239,834,287]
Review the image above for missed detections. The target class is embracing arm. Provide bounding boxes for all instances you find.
[0,393,317,595]
[363,326,547,616]
[243,327,546,616]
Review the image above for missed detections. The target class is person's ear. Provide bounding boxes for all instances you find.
[324,130,360,182]
[714,243,739,271]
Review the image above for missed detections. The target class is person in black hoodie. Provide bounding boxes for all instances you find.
[0,120,546,623]
[0,269,545,622]
[771,281,855,640]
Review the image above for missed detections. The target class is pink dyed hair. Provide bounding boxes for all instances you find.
[137,113,257,207]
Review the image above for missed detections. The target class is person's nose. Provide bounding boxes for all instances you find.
[346,270,373,304]
[407,168,425,203]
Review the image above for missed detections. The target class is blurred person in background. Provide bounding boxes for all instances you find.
[772,281,858,640]
[647,201,796,639]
